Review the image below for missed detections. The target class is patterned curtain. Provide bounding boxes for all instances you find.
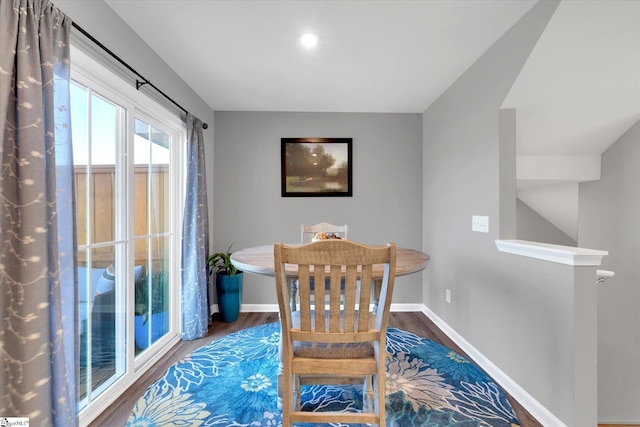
[181,114,210,340]
[0,1,77,425]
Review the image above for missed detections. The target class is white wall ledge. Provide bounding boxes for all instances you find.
[495,239,608,266]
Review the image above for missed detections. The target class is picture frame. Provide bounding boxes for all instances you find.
[281,137,353,197]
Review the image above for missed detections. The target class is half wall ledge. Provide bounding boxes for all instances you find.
[495,239,608,266]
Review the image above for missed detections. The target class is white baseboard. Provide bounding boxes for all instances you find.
[211,304,276,313]
[239,303,278,312]
[598,420,640,425]
[390,303,425,312]
[421,306,566,427]
[213,303,424,314]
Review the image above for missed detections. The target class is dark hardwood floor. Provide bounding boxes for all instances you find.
[88,311,542,427]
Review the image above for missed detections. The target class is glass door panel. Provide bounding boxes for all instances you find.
[134,238,152,354]
[134,237,170,355]
[76,246,126,409]
[71,82,126,411]
[89,94,117,243]
[133,118,172,357]
[134,119,170,235]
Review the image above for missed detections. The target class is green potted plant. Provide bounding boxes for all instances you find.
[134,269,169,349]
[208,244,243,322]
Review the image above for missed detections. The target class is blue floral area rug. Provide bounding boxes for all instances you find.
[126,323,520,426]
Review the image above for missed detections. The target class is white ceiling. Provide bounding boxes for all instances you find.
[106,0,640,158]
[105,0,536,113]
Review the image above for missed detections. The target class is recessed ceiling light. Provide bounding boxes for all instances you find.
[300,33,318,49]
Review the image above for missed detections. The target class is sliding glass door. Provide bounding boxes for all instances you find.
[71,47,184,422]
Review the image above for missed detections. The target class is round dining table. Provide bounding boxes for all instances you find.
[231,244,430,280]
[231,243,430,313]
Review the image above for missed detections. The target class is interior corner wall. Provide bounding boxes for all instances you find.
[499,108,517,240]
[579,119,640,423]
[212,111,423,306]
[421,1,581,424]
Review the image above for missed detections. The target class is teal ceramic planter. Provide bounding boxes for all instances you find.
[216,271,243,322]
[134,311,169,350]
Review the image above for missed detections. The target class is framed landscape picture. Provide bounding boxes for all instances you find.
[281,137,353,197]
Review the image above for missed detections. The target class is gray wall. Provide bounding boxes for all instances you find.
[517,198,577,246]
[213,112,423,305]
[421,1,589,424]
[579,119,640,423]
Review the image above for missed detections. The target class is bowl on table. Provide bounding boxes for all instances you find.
[311,232,344,242]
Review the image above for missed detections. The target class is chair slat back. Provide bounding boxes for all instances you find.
[274,240,396,345]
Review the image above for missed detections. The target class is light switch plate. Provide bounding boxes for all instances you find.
[472,215,489,233]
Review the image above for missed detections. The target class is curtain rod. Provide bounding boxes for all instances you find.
[71,21,208,130]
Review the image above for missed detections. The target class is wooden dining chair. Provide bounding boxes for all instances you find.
[290,223,349,311]
[274,240,397,427]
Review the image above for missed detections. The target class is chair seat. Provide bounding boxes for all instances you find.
[291,311,375,358]
[294,340,374,359]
